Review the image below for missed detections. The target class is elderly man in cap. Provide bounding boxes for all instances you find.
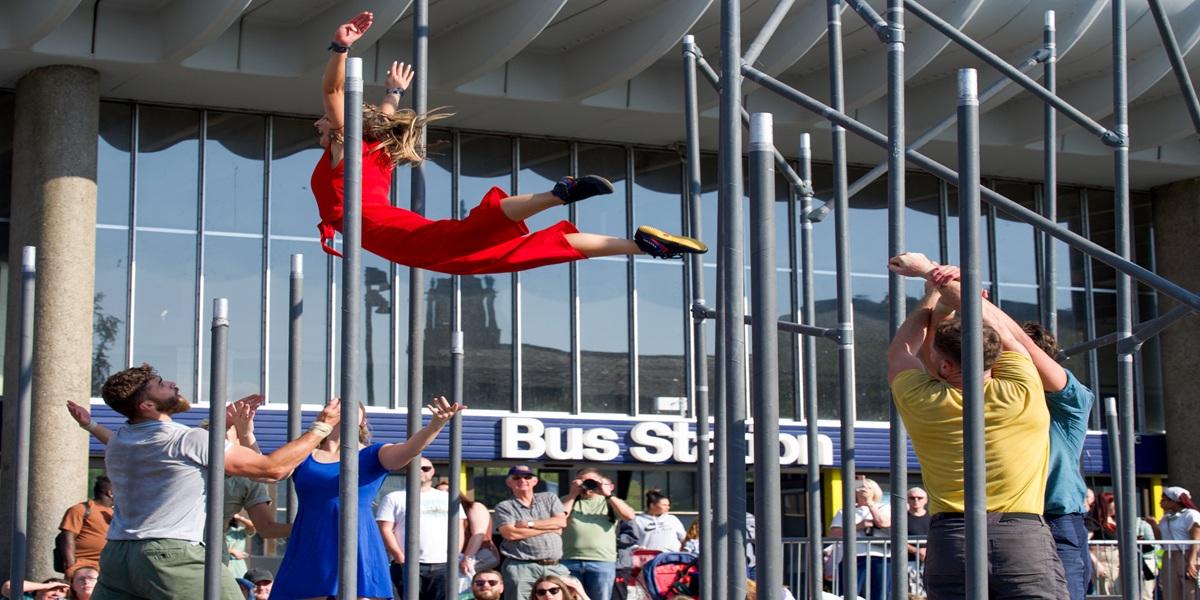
[239,568,272,600]
[493,465,570,600]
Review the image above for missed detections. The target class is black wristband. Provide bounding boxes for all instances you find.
[328,41,350,53]
[386,87,405,97]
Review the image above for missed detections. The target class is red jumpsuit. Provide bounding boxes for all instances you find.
[313,142,586,275]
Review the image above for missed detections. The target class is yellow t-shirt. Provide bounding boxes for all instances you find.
[891,351,1050,515]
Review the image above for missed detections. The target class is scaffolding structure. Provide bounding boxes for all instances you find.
[9,2,1200,600]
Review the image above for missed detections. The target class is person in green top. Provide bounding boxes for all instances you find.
[561,468,636,600]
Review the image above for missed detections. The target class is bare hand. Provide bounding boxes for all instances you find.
[318,397,343,427]
[888,252,935,278]
[427,396,466,424]
[385,61,415,91]
[333,11,374,48]
[854,488,870,507]
[1188,562,1199,580]
[66,400,92,427]
[228,394,262,435]
[601,479,616,497]
[928,265,960,287]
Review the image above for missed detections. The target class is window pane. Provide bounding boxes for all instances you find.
[416,130,456,404]
[266,241,332,406]
[579,145,629,413]
[132,231,197,398]
[200,236,263,402]
[92,229,129,394]
[519,139,570,412]
[98,103,131,226]
[0,93,11,219]
[137,107,198,229]
[206,113,264,234]
[635,150,685,415]
[270,117,324,237]
[361,254,399,408]
[992,181,1037,286]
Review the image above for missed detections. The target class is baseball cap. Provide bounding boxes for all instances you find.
[244,568,274,584]
[507,465,536,477]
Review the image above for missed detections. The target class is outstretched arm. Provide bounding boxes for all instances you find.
[887,282,940,384]
[379,61,415,116]
[322,11,374,131]
[67,400,113,445]
[225,398,342,482]
[378,396,466,471]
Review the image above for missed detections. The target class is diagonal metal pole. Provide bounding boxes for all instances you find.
[739,63,1200,314]
[1146,0,1200,136]
[905,0,1122,146]
[340,56,365,600]
[886,1,908,598]
[827,2,859,597]
[682,34,714,600]
[750,112,782,600]
[204,298,230,600]
[1042,11,1058,336]
[287,254,303,523]
[7,247,34,600]
[798,134,823,600]
[744,0,795,67]
[406,2,429,598]
[957,68,988,600]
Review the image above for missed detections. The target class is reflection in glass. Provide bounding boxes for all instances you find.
[520,139,570,412]
[93,229,129,395]
[635,150,685,415]
[266,241,331,406]
[98,102,131,226]
[132,231,197,399]
[992,181,1037,285]
[137,107,199,229]
[0,93,12,219]
[206,113,264,234]
[201,236,263,402]
[362,252,398,407]
[270,117,324,237]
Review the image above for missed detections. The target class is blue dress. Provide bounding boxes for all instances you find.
[270,444,393,599]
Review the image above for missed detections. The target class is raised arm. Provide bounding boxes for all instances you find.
[379,61,415,116]
[886,276,940,384]
[322,11,374,131]
[377,396,466,472]
[225,398,342,482]
[67,400,113,445]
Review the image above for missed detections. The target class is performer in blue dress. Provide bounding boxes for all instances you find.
[270,397,465,600]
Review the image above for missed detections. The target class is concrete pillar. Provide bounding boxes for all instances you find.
[0,65,98,580]
[1152,176,1200,492]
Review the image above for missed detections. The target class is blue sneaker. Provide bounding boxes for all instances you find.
[552,175,614,204]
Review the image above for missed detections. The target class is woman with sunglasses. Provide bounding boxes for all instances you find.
[529,575,588,600]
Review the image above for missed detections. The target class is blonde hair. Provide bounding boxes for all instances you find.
[355,104,453,165]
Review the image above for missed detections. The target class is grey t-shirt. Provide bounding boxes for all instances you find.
[493,492,565,561]
[105,420,223,542]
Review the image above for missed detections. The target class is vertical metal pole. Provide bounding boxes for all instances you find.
[204,297,230,600]
[828,1,859,596]
[446,130,465,600]
[682,35,714,600]
[713,201,729,595]
[799,134,822,600]
[1146,0,1200,136]
[1104,395,1126,529]
[720,1,749,597]
[1042,10,1058,336]
[750,113,782,600]
[1080,190,1102,428]
[340,56,365,600]
[1111,1,1140,597]
[886,2,908,597]
[7,247,34,599]
[287,254,303,523]
[406,2,429,598]
[957,68,987,600]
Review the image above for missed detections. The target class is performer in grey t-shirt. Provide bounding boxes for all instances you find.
[88,364,342,600]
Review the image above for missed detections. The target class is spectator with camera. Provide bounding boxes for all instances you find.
[561,468,636,600]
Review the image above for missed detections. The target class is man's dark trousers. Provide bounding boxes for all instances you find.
[1045,513,1091,600]
[923,512,1068,599]
[390,563,448,600]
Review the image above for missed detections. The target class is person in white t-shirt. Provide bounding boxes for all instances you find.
[827,477,892,600]
[630,489,686,553]
[376,457,467,599]
[1159,486,1200,600]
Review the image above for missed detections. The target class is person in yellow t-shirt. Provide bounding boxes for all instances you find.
[885,252,1066,600]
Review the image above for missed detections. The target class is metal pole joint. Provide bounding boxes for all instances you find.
[1101,130,1128,148]
[1032,47,1054,64]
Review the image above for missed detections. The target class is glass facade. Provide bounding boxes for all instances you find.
[0,94,1167,431]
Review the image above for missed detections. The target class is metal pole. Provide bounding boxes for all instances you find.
[744,0,795,67]
[445,130,465,600]
[739,63,1200,313]
[205,298,230,600]
[7,247,34,599]
[1146,0,1200,136]
[287,254,303,523]
[682,35,714,600]
[886,2,908,597]
[719,1,749,597]
[828,1,859,597]
[799,134,822,600]
[339,56,365,600]
[1111,1,1140,598]
[750,113,782,600]
[956,68,987,600]
[406,2,429,598]
[1042,11,1058,336]
[1104,396,1126,533]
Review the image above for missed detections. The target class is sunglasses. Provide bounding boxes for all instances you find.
[511,474,535,480]
[474,579,501,587]
[420,466,433,472]
[907,496,925,501]
[534,587,562,597]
